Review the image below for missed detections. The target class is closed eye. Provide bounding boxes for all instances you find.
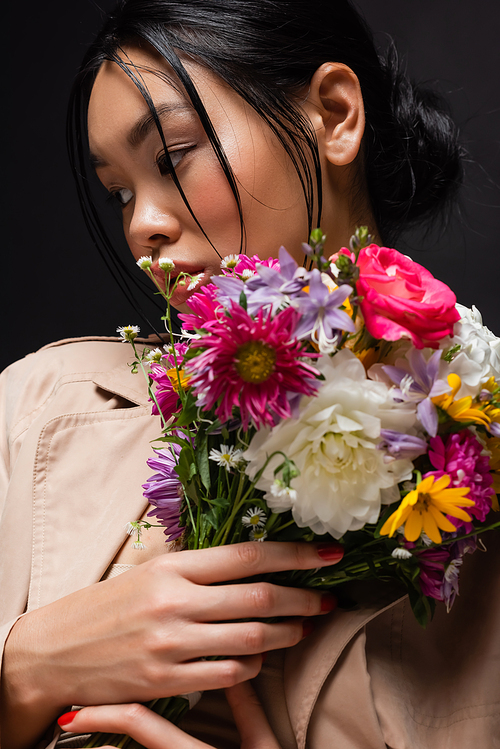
[156,146,193,177]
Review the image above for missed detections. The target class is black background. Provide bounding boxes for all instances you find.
[3,1,500,371]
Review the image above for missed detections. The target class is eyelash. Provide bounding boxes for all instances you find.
[156,146,192,176]
[107,146,193,207]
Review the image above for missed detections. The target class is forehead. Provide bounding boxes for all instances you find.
[87,46,248,155]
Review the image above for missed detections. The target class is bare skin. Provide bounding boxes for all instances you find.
[1,542,343,748]
[57,682,282,749]
[1,46,374,749]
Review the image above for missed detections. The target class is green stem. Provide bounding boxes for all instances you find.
[214,472,247,546]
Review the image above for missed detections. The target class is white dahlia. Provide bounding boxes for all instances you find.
[243,350,416,539]
[440,304,500,398]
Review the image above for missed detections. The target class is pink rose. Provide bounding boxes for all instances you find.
[356,244,460,349]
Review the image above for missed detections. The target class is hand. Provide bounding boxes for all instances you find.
[57,681,281,749]
[2,541,341,748]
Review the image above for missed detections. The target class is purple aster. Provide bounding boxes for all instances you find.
[383,349,450,437]
[427,431,494,527]
[142,444,185,541]
[218,247,309,315]
[378,429,428,460]
[291,269,354,353]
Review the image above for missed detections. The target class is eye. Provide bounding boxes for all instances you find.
[156,147,192,177]
[111,187,134,206]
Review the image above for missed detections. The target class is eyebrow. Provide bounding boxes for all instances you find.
[89,102,192,168]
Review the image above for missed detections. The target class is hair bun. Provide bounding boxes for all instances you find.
[365,45,465,242]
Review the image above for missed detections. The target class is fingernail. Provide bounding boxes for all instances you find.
[317,544,344,562]
[302,619,315,639]
[320,593,338,613]
[57,709,79,727]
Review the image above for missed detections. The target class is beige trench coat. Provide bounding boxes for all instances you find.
[1,337,499,749]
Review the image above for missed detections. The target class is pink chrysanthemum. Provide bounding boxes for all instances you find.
[428,431,494,528]
[179,284,223,331]
[185,303,319,429]
[232,254,281,276]
[149,342,189,418]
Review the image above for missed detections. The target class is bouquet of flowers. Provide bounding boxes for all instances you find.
[86,228,500,747]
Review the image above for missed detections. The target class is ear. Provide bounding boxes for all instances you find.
[302,63,365,166]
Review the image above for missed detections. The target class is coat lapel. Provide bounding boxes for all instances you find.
[26,359,160,610]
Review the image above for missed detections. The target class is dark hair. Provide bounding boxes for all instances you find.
[68,0,463,319]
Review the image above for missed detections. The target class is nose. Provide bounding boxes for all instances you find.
[126,190,182,251]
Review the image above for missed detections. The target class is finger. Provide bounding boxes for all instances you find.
[225,682,281,748]
[166,541,344,585]
[193,581,336,622]
[178,619,307,659]
[167,654,265,693]
[57,704,210,749]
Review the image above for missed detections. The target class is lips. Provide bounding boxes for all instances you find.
[150,260,212,309]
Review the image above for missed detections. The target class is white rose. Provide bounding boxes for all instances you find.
[243,350,416,539]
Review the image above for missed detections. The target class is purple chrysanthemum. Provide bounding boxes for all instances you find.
[416,538,476,611]
[185,303,319,430]
[142,444,185,541]
[428,431,494,527]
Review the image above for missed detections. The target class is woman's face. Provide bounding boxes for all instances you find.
[87,47,347,310]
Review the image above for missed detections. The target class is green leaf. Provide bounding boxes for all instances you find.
[195,431,211,491]
[175,445,197,485]
[407,585,433,628]
[205,496,231,509]
[176,393,199,426]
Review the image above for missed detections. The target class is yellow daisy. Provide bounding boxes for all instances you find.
[167,367,191,393]
[432,373,491,427]
[380,474,475,544]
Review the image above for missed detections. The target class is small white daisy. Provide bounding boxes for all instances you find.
[241,269,255,280]
[249,528,268,542]
[136,256,153,270]
[144,348,164,364]
[125,522,138,536]
[209,445,244,469]
[158,257,176,272]
[188,272,205,291]
[117,325,140,343]
[270,480,297,502]
[242,507,267,529]
[220,254,239,270]
[391,547,413,560]
[133,541,147,550]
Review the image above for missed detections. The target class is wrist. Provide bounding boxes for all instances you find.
[1,613,67,749]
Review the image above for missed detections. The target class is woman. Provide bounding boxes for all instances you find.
[1,1,499,748]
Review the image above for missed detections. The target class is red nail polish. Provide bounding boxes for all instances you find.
[317,544,344,562]
[302,619,315,639]
[57,710,79,727]
[321,593,338,612]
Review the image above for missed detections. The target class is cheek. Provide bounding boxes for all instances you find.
[222,130,310,259]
